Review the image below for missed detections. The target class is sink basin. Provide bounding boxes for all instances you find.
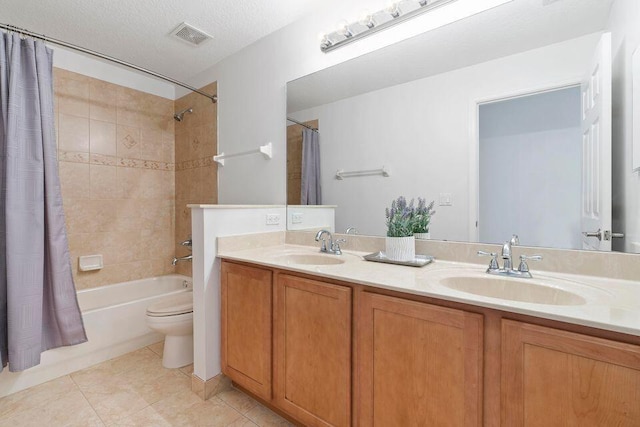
[440,276,586,306]
[274,253,345,266]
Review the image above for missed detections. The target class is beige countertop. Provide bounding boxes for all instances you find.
[217,243,640,337]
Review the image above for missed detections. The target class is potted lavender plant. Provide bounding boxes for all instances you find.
[413,198,435,240]
[385,196,416,261]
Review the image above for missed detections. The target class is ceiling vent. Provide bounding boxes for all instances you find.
[170,22,212,46]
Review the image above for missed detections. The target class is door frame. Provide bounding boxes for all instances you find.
[467,79,582,242]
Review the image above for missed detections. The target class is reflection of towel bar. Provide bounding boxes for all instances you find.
[213,142,272,166]
[335,166,390,180]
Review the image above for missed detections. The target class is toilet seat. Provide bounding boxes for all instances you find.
[146,291,193,317]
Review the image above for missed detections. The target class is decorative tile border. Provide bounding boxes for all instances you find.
[175,156,216,171]
[58,150,174,171]
[58,150,217,172]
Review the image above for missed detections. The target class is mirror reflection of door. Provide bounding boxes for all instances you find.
[479,87,584,249]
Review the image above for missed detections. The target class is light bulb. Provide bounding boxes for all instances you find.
[336,20,353,38]
[320,34,333,49]
[359,12,376,29]
[386,2,401,18]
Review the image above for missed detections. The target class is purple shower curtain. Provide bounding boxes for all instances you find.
[0,31,87,372]
[301,128,322,205]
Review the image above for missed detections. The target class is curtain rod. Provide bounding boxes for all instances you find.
[286,117,318,132]
[0,23,218,103]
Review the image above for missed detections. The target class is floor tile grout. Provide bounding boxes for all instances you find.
[0,343,292,427]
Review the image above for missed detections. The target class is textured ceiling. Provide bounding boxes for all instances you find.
[0,0,339,81]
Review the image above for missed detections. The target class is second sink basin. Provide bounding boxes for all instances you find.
[273,253,346,266]
[440,276,586,306]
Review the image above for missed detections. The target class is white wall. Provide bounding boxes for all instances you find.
[52,46,175,99]
[479,87,582,249]
[286,206,336,232]
[289,35,599,240]
[608,0,640,253]
[178,0,515,205]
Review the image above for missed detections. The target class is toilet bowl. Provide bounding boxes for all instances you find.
[146,291,194,368]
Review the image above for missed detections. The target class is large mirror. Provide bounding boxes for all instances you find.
[286,0,640,253]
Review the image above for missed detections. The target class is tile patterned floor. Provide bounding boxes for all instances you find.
[0,342,293,427]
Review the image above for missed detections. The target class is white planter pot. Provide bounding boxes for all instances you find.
[385,236,415,262]
[414,232,430,240]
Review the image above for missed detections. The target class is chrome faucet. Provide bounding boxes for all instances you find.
[172,254,192,266]
[314,229,345,255]
[173,236,193,265]
[478,234,542,278]
[501,234,519,270]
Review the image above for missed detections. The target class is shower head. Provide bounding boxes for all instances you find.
[174,107,193,122]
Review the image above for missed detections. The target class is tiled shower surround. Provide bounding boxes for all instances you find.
[55,69,216,288]
[174,82,218,276]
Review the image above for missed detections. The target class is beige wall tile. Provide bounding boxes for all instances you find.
[58,114,89,153]
[63,198,93,234]
[201,165,218,204]
[52,68,200,290]
[203,122,217,158]
[59,162,90,200]
[140,128,163,161]
[89,164,120,199]
[88,199,119,232]
[89,119,116,156]
[116,86,143,128]
[56,77,90,118]
[162,132,175,163]
[89,79,117,122]
[114,199,144,232]
[117,124,141,159]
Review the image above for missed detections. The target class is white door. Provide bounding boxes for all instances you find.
[581,33,613,251]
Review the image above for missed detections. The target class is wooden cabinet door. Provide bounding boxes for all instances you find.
[358,292,484,427]
[221,261,273,401]
[502,319,640,426]
[274,274,352,427]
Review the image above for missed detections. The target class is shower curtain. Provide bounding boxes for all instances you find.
[0,32,87,372]
[301,128,322,205]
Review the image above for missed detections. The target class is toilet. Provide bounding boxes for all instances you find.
[146,291,194,368]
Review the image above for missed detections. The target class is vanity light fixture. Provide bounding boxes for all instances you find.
[320,0,456,52]
[320,0,513,53]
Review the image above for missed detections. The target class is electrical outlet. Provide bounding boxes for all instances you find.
[291,213,303,224]
[266,213,281,225]
[439,193,453,206]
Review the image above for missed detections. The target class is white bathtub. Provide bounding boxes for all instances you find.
[0,274,192,398]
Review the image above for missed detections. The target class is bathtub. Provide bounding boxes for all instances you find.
[0,274,192,398]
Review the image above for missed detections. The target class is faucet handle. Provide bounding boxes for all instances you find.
[518,254,542,273]
[478,250,499,270]
[332,238,346,255]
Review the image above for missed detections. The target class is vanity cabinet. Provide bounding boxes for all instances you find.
[221,262,273,400]
[274,274,352,427]
[220,259,640,427]
[358,292,484,426]
[502,320,640,425]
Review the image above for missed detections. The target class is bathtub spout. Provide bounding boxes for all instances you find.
[172,254,192,266]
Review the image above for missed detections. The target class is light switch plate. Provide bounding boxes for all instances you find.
[439,193,453,206]
[266,213,281,225]
[291,212,303,224]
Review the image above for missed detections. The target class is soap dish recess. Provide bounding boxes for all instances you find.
[79,254,103,271]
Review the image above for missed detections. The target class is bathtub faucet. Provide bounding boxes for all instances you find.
[172,254,192,266]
